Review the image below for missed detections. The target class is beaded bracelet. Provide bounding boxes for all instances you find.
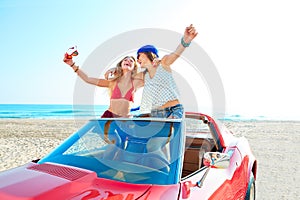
[70,62,75,67]
[181,37,191,47]
[74,66,79,72]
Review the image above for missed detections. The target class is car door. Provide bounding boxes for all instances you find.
[179,147,247,199]
[207,147,248,200]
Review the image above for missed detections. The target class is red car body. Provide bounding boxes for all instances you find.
[0,113,257,199]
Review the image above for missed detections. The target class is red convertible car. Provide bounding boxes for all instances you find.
[0,112,257,199]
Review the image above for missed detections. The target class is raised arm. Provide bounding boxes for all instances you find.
[63,57,110,87]
[161,24,198,68]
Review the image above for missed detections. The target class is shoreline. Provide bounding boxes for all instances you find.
[1,117,299,121]
[0,118,299,199]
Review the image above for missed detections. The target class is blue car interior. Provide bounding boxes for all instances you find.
[38,118,185,185]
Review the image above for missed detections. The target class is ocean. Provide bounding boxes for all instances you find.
[0,104,297,121]
[0,104,108,119]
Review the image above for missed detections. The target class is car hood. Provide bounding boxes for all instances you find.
[0,162,158,200]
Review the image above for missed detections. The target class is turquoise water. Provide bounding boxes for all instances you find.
[0,104,108,119]
[0,104,297,121]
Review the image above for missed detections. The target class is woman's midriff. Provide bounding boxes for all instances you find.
[109,99,131,117]
[159,99,180,109]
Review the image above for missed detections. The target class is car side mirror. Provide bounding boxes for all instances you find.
[182,152,231,198]
[203,152,230,169]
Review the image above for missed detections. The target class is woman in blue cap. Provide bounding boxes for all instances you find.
[137,24,197,118]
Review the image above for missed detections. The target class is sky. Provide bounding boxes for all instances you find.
[1,0,299,120]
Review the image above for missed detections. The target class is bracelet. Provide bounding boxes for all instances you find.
[74,66,79,72]
[181,37,191,47]
[70,62,75,67]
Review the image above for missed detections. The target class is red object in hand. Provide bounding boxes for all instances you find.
[66,46,78,59]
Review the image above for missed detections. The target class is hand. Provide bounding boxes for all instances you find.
[183,24,198,43]
[104,67,117,80]
[128,65,134,71]
[152,58,160,67]
[63,53,74,66]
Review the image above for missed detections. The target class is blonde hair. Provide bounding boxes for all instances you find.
[109,56,138,81]
[106,56,138,97]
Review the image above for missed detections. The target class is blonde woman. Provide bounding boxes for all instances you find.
[63,55,144,118]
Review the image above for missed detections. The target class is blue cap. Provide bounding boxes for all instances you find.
[137,45,159,58]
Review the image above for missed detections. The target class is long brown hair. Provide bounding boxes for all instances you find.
[137,52,157,62]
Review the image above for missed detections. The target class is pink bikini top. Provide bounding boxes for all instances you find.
[111,81,134,102]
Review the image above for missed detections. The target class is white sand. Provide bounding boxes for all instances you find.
[0,119,299,199]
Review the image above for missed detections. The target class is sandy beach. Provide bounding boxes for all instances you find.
[0,119,299,199]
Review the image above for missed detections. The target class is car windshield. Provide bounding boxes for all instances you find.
[38,118,184,185]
